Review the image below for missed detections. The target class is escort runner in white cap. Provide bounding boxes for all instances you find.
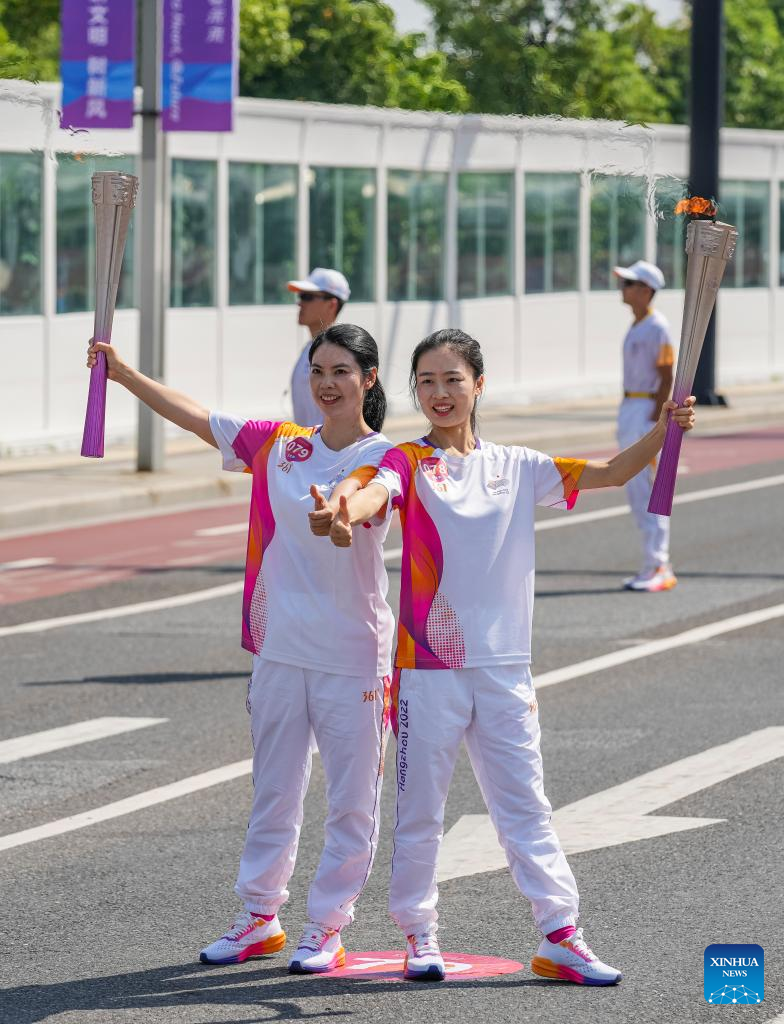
[288,269,351,427]
[613,260,678,592]
[324,327,695,984]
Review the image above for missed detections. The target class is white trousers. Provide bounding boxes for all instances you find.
[618,397,670,569]
[389,664,579,936]
[235,657,388,930]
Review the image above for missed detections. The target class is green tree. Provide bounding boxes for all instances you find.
[240,0,469,112]
[0,0,59,82]
[422,0,683,120]
[724,0,784,129]
[239,0,303,87]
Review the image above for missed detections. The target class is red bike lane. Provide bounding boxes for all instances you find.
[1,427,781,608]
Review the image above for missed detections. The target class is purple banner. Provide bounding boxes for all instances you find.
[60,0,135,130]
[162,0,237,132]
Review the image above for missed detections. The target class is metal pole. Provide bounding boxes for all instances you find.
[137,0,167,469]
[689,0,727,406]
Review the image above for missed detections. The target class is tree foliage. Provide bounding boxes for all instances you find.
[422,0,681,121]
[240,0,469,112]
[0,0,59,82]
[2,0,784,129]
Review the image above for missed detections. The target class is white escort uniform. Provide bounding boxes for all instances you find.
[617,309,675,570]
[290,343,322,427]
[367,437,586,936]
[210,412,394,929]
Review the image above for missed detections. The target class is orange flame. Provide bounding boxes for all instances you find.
[674,196,717,217]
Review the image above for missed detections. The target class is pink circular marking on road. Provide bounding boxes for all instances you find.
[325,950,525,981]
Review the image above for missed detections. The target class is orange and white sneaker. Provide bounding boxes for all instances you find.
[288,922,345,974]
[199,909,285,964]
[623,564,677,592]
[531,928,621,986]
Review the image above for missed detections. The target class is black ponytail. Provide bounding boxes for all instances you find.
[309,324,387,432]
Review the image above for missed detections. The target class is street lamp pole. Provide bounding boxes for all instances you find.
[689,0,727,406]
[137,0,167,469]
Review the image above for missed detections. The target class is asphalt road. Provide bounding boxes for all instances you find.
[1,424,783,1024]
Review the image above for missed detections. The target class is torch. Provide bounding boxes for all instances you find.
[81,171,139,458]
[647,200,737,516]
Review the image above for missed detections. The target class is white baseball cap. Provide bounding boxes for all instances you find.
[287,267,351,302]
[613,260,665,292]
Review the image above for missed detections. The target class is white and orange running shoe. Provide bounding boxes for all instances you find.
[531,928,622,986]
[404,931,446,981]
[199,909,286,964]
[623,564,677,592]
[288,922,346,974]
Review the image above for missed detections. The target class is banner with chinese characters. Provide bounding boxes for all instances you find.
[60,0,136,130]
[162,0,237,132]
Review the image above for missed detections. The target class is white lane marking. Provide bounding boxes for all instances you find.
[0,557,55,571]
[0,717,167,765]
[0,759,252,853]
[0,582,244,638]
[535,471,784,532]
[198,472,784,540]
[534,602,784,689]
[195,523,246,537]
[2,469,781,638]
[438,728,784,881]
[0,549,403,638]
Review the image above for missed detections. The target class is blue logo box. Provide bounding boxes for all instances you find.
[704,944,763,1004]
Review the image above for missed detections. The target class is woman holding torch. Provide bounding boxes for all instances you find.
[324,328,695,984]
[87,324,394,974]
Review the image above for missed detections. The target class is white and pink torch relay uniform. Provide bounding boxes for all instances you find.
[210,412,394,930]
[367,438,586,937]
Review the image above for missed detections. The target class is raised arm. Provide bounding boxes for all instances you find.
[579,397,695,490]
[87,341,216,448]
[330,483,390,547]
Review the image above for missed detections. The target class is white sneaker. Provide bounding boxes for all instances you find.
[531,927,622,985]
[623,564,677,592]
[404,930,445,981]
[199,910,285,964]
[288,922,345,974]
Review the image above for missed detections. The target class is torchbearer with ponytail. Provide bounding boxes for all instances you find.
[87,323,395,974]
[325,327,695,984]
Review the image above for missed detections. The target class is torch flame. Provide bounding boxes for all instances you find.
[674,196,717,217]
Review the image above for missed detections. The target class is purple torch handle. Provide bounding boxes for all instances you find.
[81,172,138,459]
[647,396,688,517]
[81,348,108,458]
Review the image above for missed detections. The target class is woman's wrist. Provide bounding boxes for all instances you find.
[114,362,134,387]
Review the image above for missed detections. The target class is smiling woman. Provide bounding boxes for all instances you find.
[320,324,694,983]
[85,324,398,974]
[308,323,387,439]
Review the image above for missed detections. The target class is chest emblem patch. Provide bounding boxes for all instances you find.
[421,456,448,483]
[285,437,314,463]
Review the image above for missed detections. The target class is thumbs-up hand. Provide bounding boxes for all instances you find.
[330,495,353,548]
[308,484,336,536]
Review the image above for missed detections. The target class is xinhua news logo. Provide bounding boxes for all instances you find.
[704,944,764,1004]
